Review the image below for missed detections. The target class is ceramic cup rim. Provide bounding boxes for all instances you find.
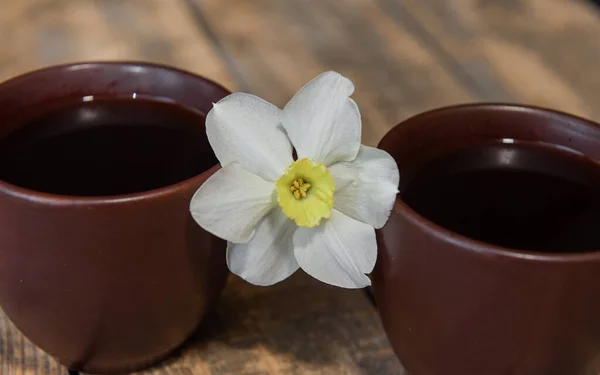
[378,103,600,263]
[0,61,228,206]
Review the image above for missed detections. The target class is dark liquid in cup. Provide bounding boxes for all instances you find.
[401,142,600,253]
[0,98,217,196]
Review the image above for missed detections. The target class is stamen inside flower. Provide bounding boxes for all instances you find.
[290,178,311,199]
[276,158,335,228]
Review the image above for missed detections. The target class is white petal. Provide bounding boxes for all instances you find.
[282,71,361,166]
[227,209,298,286]
[207,93,293,181]
[329,146,400,229]
[190,163,275,243]
[293,209,376,289]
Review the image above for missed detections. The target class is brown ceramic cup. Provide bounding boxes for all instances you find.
[0,62,230,373]
[373,104,600,375]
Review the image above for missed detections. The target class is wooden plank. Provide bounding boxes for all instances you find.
[2,275,404,375]
[0,0,237,90]
[1,308,66,375]
[191,0,472,146]
[381,0,598,119]
[111,274,405,375]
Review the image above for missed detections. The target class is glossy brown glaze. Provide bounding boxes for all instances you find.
[0,62,230,374]
[374,104,600,375]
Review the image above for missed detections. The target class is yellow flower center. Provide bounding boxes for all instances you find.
[276,158,335,228]
[290,178,311,199]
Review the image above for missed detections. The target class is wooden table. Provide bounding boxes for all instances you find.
[2,0,600,373]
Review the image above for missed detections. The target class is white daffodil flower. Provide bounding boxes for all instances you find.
[190,71,399,289]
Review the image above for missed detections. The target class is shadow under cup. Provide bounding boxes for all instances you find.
[0,63,230,373]
[373,104,600,375]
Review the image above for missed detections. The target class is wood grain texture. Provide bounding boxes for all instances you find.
[191,0,472,145]
[0,0,237,89]
[1,309,65,375]
[116,274,404,375]
[380,0,600,118]
[2,0,600,374]
[2,274,404,375]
